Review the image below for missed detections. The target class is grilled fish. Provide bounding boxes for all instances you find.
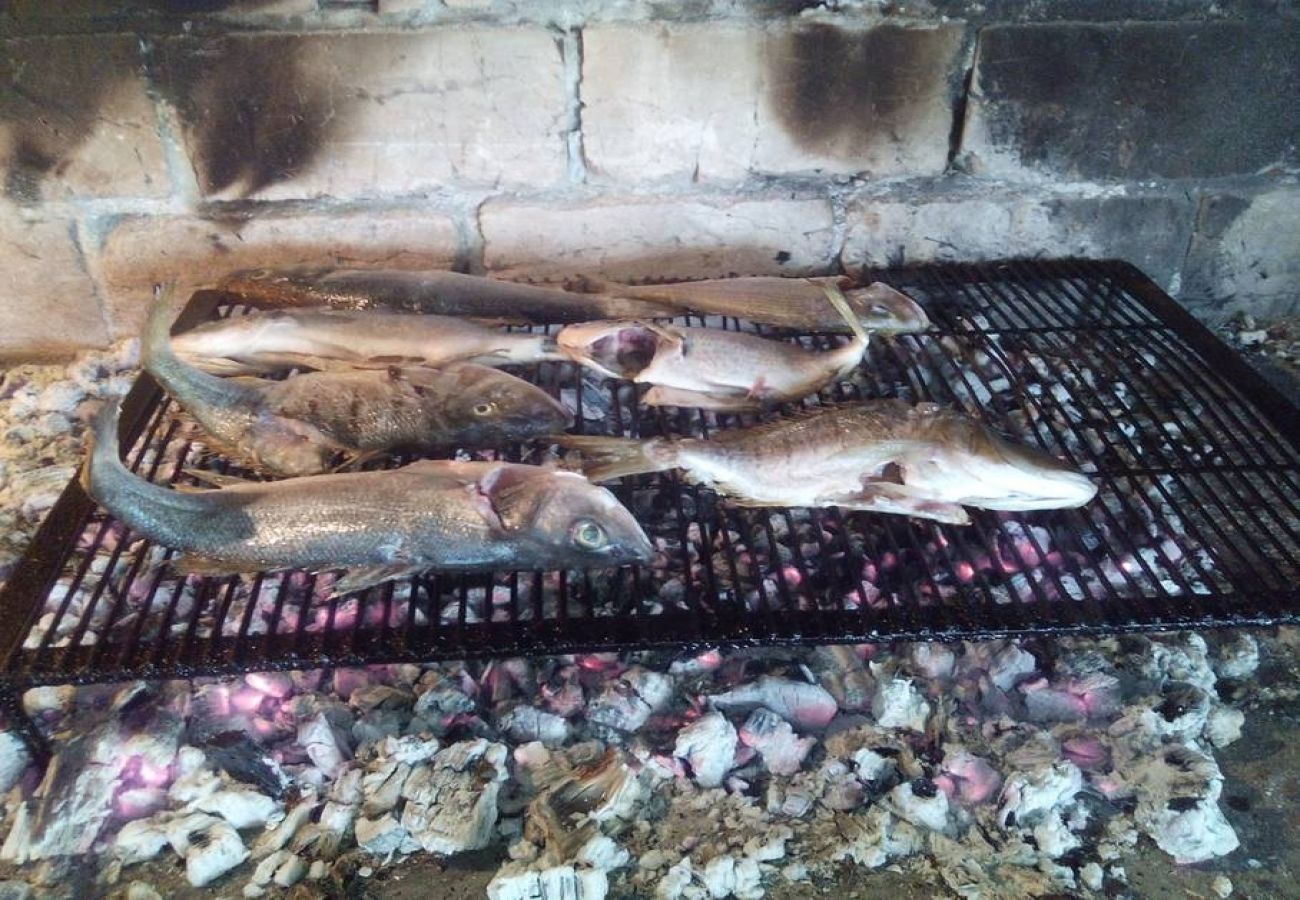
[579,275,931,335]
[82,402,652,595]
[555,283,870,410]
[172,307,564,376]
[143,287,569,476]
[217,268,929,333]
[556,402,1097,525]
[218,268,676,324]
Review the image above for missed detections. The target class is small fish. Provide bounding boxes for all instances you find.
[143,286,569,476]
[171,307,565,376]
[555,282,870,410]
[81,401,652,595]
[218,268,677,324]
[556,402,1097,525]
[584,275,931,335]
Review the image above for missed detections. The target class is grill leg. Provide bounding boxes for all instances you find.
[0,682,51,768]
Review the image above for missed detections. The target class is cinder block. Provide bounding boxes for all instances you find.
[842,190,1195,291]
[0,209,106,359]
[88,209,460,339]
[151,30,567,200]
[962,22,1300,180]
[583,22,963,182]
[481,195,837,281]
[1181,187,1300,319]
[0,36,168,201]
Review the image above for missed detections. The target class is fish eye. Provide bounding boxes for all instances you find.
[572,519,607,550]
[473,401,497,415]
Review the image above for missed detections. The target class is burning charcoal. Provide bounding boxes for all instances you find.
[739,708,816,777]
[1060,735,1112,772]
[355,813,416,857]
[1114,742,1240,864]
[1021,670,1121,724]
[870,677,930,732]
[938,751,1002,806]
[987,644,1038,691]
[362,761,412,817]
[486,863,610,900]
[400,740,508,854]
[700,855,763,900]
[498,706,572,748]
[997,762,1083,830]
[1214,634,1260,680]
[180,819,249,887]
[711,676,837,730]
[244,672,294,699]
[194,787,279,830]
[850,748,895,784]
[298,712,351,778]
[586,667,674,736]
[113,819,170,866]
[0,732,30,795]
[1204,706,1245,748]
[673,712,737,789]
[812,645,874,712]
[905,643,956,680]
[883,780,951,834]
[250,793,319,859]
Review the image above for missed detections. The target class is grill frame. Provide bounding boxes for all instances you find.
[2,259,1298,758]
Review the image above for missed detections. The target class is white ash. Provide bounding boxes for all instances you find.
[710,676,837,730]
[673,712,737,789]
[738,708,815,776]
[870,676,931,732]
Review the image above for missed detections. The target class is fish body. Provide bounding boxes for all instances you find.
[143,288,569,476]
[172,307,563,376]
[604,277,931,335]
[555,282,870,410]
[557,402,1097,525]
[82,402,652,594]
[218,268,676,324]
[217,268,928,333]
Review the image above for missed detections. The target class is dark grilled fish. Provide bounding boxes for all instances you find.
[82,402,652,596]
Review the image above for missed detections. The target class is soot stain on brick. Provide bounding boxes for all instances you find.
[153,36,336,197]
[768,24,952,160]
[0,38,127,203]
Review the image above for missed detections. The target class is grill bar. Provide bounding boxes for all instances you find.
[2,261,1299,759]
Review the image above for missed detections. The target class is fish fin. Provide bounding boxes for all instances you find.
[642,385,757,411]
[818,483,971,525]
[816,279,871,346]
[172,554,250,577]
[329,565,421,598]
[333,449,388,471]
[181,467,259,488]
[551,435,673,481]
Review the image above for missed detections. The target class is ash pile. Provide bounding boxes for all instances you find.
[0,631,1258,899]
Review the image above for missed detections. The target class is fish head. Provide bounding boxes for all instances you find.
[918,417,1098,511]
[844,283,931,335]
[556,320,666,380]
[481,465,653,568]
[439,364,571,444]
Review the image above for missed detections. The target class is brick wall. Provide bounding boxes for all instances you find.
[1,1,1296,359]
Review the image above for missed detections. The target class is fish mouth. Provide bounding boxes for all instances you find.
[558,323,660,379]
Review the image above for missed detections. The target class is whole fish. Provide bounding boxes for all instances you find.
[217,268,929,333]
[578,275,931,335]
[172,307,564,376]
[556,402,1097,525]
[218,268,676,324]
[82,403,652,596]
[555,283,870,410]
[143,287,569,476]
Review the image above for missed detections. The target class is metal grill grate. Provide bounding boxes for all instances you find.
[2,260,1299,756]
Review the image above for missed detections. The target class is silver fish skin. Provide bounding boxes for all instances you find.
[556,401,1097,525]
[82,402,652,595]
[142,287,569,476]
[171,307,563,376]
[555,282,871,410]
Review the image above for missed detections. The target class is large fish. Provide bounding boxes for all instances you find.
[171,307,565,376]
[82,403,652,595]
[142,287,569,476]
[217,268,677,323]
[555,282,870,410]
[217,268,929,333]
[556,402,1097,525]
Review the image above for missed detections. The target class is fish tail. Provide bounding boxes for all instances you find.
[82,401,212,547]
[820,280,870,346]
[141,283,262,422]
[553,435,674,481]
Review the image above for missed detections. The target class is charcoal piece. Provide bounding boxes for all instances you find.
[199,731,288,798]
